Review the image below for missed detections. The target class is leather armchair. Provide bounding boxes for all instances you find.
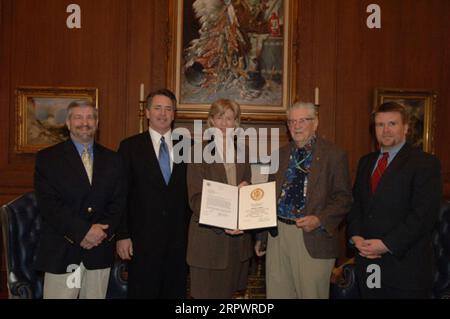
[330,199,450,299]
[432,199,450,298]
[1,192,43,298]
[1,192,128,299]
[106,258,128,299]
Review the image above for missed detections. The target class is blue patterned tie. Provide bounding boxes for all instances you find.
[159,136,171,185]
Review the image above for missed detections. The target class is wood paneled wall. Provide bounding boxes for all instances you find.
[1,0,449,293]
[1,0,449,200]
[335,0,450,177]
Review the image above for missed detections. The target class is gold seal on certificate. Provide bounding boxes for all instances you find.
[250,188,264,201]
[199,180,277,230]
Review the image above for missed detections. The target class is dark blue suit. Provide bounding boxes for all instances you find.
[117,132,189,298]
[348,143,442,297]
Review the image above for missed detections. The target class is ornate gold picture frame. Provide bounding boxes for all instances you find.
[374,88,437,153]
[167,0,295,121]
[15,86,98,153]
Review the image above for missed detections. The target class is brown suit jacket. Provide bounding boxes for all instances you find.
[271,137,352,258]
[186,143,253,270]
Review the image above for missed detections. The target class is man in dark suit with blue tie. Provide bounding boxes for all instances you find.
[34,100,126,298]
[116,89,189,298]
[348,102,442,298]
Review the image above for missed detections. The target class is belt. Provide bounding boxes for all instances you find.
[277,216,297,225]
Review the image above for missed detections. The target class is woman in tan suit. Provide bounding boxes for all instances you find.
[187,99,253,299]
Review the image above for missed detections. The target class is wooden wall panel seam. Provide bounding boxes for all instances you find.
[332,0,341,146]
[123,0,132,136]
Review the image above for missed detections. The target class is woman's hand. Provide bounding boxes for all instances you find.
[225,229,244,235]
[238,181,249,188]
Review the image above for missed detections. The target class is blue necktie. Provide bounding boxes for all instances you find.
[159,136,171,185]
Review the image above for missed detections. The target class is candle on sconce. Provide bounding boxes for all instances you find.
[140,83,145,101]
[314,87,319,105]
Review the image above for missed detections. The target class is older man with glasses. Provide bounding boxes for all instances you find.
[255,101,352,299]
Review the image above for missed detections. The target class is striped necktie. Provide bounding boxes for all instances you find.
[371,152,389,193]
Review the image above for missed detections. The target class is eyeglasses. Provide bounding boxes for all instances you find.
[287,118,315,126]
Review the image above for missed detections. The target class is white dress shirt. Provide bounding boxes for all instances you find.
[148,127,174,172]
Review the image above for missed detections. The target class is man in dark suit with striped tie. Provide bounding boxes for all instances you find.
[116,89,189,298]
[347,102,442,298]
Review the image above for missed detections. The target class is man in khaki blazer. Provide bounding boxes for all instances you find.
[256,101,352,299]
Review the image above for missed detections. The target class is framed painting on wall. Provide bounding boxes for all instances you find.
[374,88,437,153]
[15,86,98,153]
[167,0,296,121]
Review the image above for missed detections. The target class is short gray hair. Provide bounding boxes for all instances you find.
[287,101,318,119]
[66,100,98,120]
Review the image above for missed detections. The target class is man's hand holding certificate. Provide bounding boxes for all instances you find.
[199,179,277,230]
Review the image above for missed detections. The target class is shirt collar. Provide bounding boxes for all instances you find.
[380,141,405,160]
[72,139,94,157]
[148,127,172,145]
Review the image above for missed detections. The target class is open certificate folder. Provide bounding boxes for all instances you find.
[199,180,277,230]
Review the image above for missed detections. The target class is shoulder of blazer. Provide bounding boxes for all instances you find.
[93,142,122,166]
[36,140,75,161]
[401,143,440,167]
[314,136,346,158]
[94,142,118,156]
[40,139,70,154]
[119,132,150,150]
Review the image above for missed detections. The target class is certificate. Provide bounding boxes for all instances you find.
[199,180,277,230]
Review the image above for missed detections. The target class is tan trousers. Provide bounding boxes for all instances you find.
[266,222,335,299]
[43,262,111,299]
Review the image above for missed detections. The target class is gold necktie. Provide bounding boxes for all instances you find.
[81,145,93,184]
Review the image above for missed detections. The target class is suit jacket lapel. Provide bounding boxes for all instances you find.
[236,162,244,185]
[373,144,411,197]
[210,141,228,183]
[306,138,324,204]
[170,136,189,186]
[213,162,228,183]
[63,140,91,188]
[91,143,106,189]
[364,152,379,197]
[140,132,168,189]
[142,131,189,189]
[235,142,246,185]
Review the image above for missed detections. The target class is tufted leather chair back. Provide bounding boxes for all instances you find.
[1,192,128,299]
[1,192,43,298]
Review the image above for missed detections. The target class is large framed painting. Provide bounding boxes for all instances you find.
[374,88,437,153]
[15,86,98,153]
[167,0,296,121]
